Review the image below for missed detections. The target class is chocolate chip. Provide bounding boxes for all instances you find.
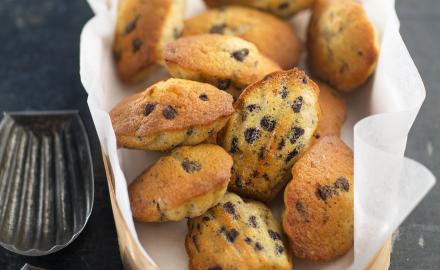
[231,48,249,62]
[186,128,194,136]
[275,244,284,255]
[230,137,239,153]
[279,86,288,99]
[162,105,177,119]
[268,230,281,241]
[258,147,266,160]
[260,116,276,132]
[246,104,261,112]
[208,266,222,270]
[314,133,321,139]
[225,229,239,243]
[316,185,335,201]
[192,235,200,252]
[285,149,299,162]
[182,160,201,173]
[199,93,208,101]
[277,138,286,150]
[292,96,303,113]
[223,202,237,218]
[113,49,121,62]
[125,15,140,34]
[244,128,260,144]
[217,79,231,90]
[335,177,350,192]
[132,38,142,52]
[210,23,227,34]
[295,201,309,223]
[144,102,156,116]
[255,242,264,251]
[302,76,308,84]
[278,2,289,9]
[248,216,258,228]
[290,127,305,144]
[244,237,253,244]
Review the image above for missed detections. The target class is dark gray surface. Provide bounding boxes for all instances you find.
[391,0,440,269]
[0,0,438,269]
[0,0,123,269]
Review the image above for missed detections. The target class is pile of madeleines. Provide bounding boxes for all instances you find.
[110,0,379,269]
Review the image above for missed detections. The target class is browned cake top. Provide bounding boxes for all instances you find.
[110,78,235,137]
[129,144,233,217]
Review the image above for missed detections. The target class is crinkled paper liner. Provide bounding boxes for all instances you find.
[80,0,436,269]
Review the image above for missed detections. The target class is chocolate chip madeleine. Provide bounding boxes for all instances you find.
[283,135,353,261]
[307,0,379,91]
[186,192,292,270]
[129,144,233,222]
[220,69,320,202]
[110,78,234,151]
[163,34,281,99]
[183,6,301,69]
[113,0,185,83]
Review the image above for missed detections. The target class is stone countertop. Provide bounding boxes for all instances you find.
[0,0,438,269]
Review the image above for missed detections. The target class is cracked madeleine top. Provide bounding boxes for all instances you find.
[113,0,185,83]
[307,0,379,91]
[110,78,235,150]
[163,34,280,98]
[129,144,233,222]
[183,6,301,69]
[283,135,353,261]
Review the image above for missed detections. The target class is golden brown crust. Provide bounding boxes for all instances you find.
[283,135,353,261]
[307,0,379,91]
[163,34,281,99]
[183,6,301,69]
[220,68,320,202]
[204,0,314,18]
[110,78,235,151]
[186,193,292,270]
[313,81,347,141]
[113,0,185,83]
[129,144,233,222]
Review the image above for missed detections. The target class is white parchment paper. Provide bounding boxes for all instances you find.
[79,0,436,269]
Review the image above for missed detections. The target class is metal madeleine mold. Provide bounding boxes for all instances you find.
[0,111,94,256]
